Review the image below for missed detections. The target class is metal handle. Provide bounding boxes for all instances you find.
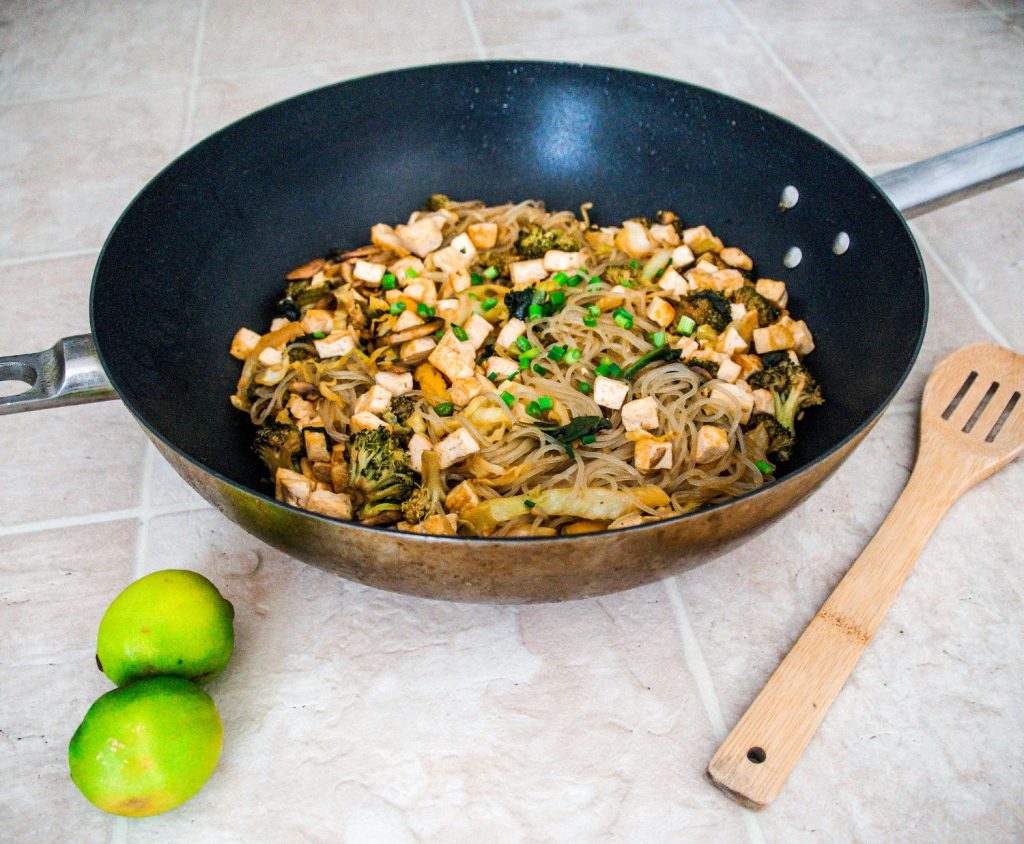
[0,334,117,415]
[876,125,1024,219]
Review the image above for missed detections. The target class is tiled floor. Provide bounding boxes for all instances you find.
[2,2,1022,842]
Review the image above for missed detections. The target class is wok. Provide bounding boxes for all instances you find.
[2,62,1022,603]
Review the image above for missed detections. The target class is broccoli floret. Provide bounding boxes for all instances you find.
[687,359,720,379]
[600,265,638,286]
[253,422,303,475]
[285,278,332,310]
[382,395,417,444]
[515,223,581,259]
[759,350,791,369]
[401,450,445,524]
[677,290,731,332]
[748,413,796,463]
[748,362,824,433]
[478,251,512,279]
[732,285,781,327]
[285,338,318,361]
[347,428,418,521]
[423,193,451,211]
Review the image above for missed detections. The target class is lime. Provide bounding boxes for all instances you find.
[96,570,234,687]
[68,676,223,817]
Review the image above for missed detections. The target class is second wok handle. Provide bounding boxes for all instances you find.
[0,335,116,415]
[877,125,1024,219]
[706,467,958,810]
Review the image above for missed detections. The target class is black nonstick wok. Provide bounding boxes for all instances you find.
[2,62,1022,602]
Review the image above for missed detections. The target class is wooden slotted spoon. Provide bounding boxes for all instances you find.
[708,343,1024,810]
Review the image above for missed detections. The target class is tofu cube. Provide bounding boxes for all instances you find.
[354,384,393,416]
[389,256,423,278]
[543,250,584,272]
[730,302,748,322]
[371,222,411,256]
[396,217,444,257]
[614,220,654,258]
[486,356,519,381]
[646,297,676,328]
[276,468,314,507]
[300,309,334,335]
[720,247,753,271]
[495,317,527,349]
[509,259,547,286]
[752,388,775,415]
[407,433,433,473]
[258,346,283,366]
[393,309,424,331]
[436,427,480,469]
[710,382,754,424]
[400,336,437,364]
[649,223,681,247]
[306,489,353,520]
[755,278,788,308]
[735,353,764,379]
[717,358,742,383]
[303,429,331,463]
[621,396,659,432]
[314,331,355,359]
[403,279,437,304]
[670,245,696,268]
[432,242,475,276]
[428,330,476,381]
[269,317,290,332]
[230,327,261,359]
[719,326,749,356]
[353,260,386,284]
[374,370,414,395]
[288,396,316,420]
[752,323,795,354]
[658,267,690,298]
[449,376,485,407]
[694,425,730,464]
[450,271,473,293]
[634,437,673,471]
[683,225,723,254]
[594,375,629,410]
[675,336,699,357]
[349,411,389,433]
[254,363,287,386]
[445,480,481,514]
[436,298,460,323]
[711,269,745,294]
[462,313,493,349]
[467,222,498,250]
[785,318,815,355]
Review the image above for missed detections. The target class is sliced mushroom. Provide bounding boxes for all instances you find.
[285,258,326,280]
[382,318,444,347]
[288,381,320,400]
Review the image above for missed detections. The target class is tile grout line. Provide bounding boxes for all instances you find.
[663,579,767,844]
[179,0,210,148]
[0,499,212,538]
[0,248,100,270]
[458,0,488,60]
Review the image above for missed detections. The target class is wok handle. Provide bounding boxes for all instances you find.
[877,125,1024,218]
[0,334,117,415]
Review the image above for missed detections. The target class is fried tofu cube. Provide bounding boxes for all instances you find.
[353,260,386,284]
[275,468,314,507]
[449,376,485,407]
[230,327,261,359]
[451,232,477,257]
[432,239,476,276]
[407,433,433,474]
[695,425,730,464]
[330,445,349,492]
[756,278,788,308]
[752,323,795,354]
[730,302,748,322]
[495,317,527,349]
[717,358,742,383]
[354,384,392,416]
[314,331,355,359]
[303,429,331,463]
[374,370,414,395]
[371,222,411,256]
[486,356,519,381]
[711,269,745,295]
[306,489,353,519]
[615,220,654,258]
[670,245,696,268]
[720,247,753,271]
[710,382,754,424]
[462,313,493,349]
[467,222,498,250]
[719,326,749,356]
[428,331,476,381]
[543,250,585,272]
[658,267,690,298]
[450,271,473,293]
[254,363,287,386]
[258,346,282,366]
[300,309,334,335]
[784,318,815,355]
[649,223,681,247]
[389,256,423,278]
[752,388,775,415]
[349,411,389,433]
[436,298,460,323]
[310,461,333,484]
[393,309,424,331]
[683,225,722,254]
[634,437,673,471]
[735,353,764,379]
[403,279,437,304]
[646,297,676,328]
[675,336,699,357]
[396,217,444,257]
[509,259,547,286]
[400,336,436,364]
[621,396,659,432]
[288,395,316,420]
[269,317,290,332]
[445,479,481,514]
[594,375,629,410]
[437,427,480,469]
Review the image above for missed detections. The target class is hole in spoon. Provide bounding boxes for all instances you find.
[779,186,799,209]
[962,381,999,434]
[783,247,802,268]
[942,371,977,419]
[986,391,1020,443]
[747,747,767,764]
[832,232,850,255]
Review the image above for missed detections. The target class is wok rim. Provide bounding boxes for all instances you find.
[89,59,928,546]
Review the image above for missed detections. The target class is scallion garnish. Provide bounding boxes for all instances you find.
[549,290,566,308]
[483,265,499,279]
[552,271,568,284]
[650,331,666,347]
[381,273,396,290]
[500,391,514,407]
[470,272,483,286]
[678,315,696,336]
[515,335,531,353]
[613,307,633,329]
[389,301,406,315]
[532,363,548,375]
[435,402,454,417]
[537,395,553,411]
[587,304,601,317]
[451,324,469,342]
[528,303,543,320]
[580,434,596,445]
[405,267,419,278]
[311,331,326,339]
[417,303,435,318]
[526,400,543,418]
[524,499,536,509]
[567,274,584,287]
[755,459,774,475]
[577,381,592,395]
[564,347,581,364]
[583,316,598,327]
[482,297,497,311]
[548,345,566,362]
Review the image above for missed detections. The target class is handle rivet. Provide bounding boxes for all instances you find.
[747,747,767,764]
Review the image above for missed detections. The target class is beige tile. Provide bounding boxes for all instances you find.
[129,508,748,840]
[147,448,210,509]
[467,0,730,45]
[676,410,1024,839]
[199,0,473,78]
[760,14,1024,164]
[0,254,95,354]
[0,89,186,261]
[911,180,1024,350]
[731,0,983,25]
[0,0,200,101]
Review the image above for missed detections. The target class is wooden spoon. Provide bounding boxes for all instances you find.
[708,343,1024,810]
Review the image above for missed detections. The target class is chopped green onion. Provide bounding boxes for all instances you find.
[564,347,581,364]
[552,271,568,284]
[528,303,543,320]
[537,395,553,411]
[417,302,435,318]
[488,371,499,381]
[405,267,419,278]
[435,402,454,417]
[524,499,536,509]
[518,354,530,369]
[434,327,446,340]
[381,273,396,290]
[755,460,774,475]
[482,296,497,311]
[500,391,514,407]
[522,347,540,360]
[629,259,642,269]
[483,265,499,279]
[601,356,613,367]
[607,362,623,377]
[526,400,543,418]
[451,324,469,342]
[549,290,566,308]
[613,307,634,329]
[548,344,567,362]
[567,274,584,287]
[515,335,531,352]
[565,443,576,459]
[650,331,666,347]
[620,280,633,288]
[577,381,592,395]
[311,331,326,339]
[532,363,548,375]
[468,292,479,300]
[470,272,483,286]
[677,315,696,336]
[580,434,597,445]
[583,316,598,328]
[587,304,601,317]
[389,301,406,315]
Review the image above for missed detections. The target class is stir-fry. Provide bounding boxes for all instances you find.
[229,196,823,537]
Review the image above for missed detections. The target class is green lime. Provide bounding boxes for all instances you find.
[68,676,223,817]
[96,570,234,686]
